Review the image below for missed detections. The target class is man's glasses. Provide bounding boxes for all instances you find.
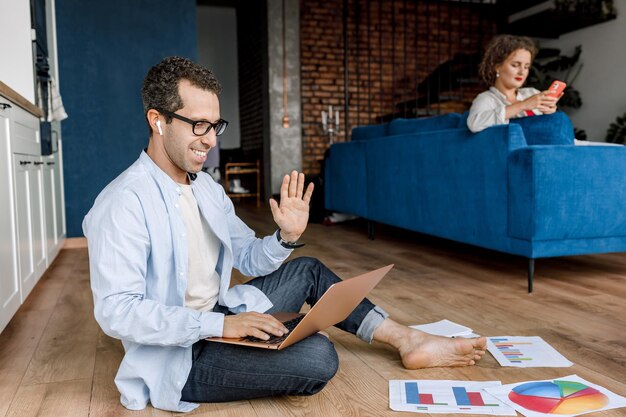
[156,108,228,136]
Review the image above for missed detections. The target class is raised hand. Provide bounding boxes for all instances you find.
[269,171,314,242]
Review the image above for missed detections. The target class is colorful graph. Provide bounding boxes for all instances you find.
[508,380,609,414]
[487,336,573,367]
[391,380,516,415]
[404,382,501,409]
[491,338,533,363]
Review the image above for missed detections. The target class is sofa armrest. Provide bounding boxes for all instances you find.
[508,145,626,240]
[324,141,368,217]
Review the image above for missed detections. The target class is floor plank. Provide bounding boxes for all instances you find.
[5,379,91,417]
[249,393,343,417]
[1,204,625,416]
[176,401,258,417]
[21,250,98,386]
[0,251,77,417]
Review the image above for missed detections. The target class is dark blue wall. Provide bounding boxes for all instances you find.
[56,0,197,237]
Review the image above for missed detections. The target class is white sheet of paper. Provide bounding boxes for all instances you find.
[484,374,626,417]
[409,319,476,338]
[389,380,516,415]
[487,336,573,367]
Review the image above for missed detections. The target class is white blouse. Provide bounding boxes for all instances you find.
[467,86,541,133]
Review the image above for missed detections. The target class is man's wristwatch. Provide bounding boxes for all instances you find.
[276,229,305,249]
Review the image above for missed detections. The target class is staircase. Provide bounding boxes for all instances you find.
[377,52,484,122]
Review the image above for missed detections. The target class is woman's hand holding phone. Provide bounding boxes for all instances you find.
[535,80,566,114]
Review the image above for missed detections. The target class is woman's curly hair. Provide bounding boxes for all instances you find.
[141,56,221,133]
[478,35,538,87]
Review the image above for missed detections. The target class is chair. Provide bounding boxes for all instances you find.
[224,160,261,207]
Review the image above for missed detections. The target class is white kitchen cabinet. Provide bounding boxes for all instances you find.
[0,0,65,334]
[0,103,21,333]
[53,139,66,249]
[13,152,47,302]
[10,101,41,155]
[0,98,66,334]
[43,149,65,263]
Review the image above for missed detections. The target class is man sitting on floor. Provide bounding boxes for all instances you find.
[83,56,487,413]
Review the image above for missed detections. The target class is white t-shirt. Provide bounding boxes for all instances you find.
[179,184,221,312]
[467,86,541,133]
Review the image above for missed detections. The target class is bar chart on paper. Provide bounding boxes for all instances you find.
[487,336,573,367]
[389,380,516,415]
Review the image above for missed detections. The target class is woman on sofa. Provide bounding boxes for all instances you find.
[467,34,561,133]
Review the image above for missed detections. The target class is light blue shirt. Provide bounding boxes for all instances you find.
[83,152,292,412]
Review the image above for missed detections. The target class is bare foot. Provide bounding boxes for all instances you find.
[397,331,487,369]
[374,319,487,369]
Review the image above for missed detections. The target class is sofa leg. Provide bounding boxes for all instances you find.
[528,259,535,293]
[367,221,375,240]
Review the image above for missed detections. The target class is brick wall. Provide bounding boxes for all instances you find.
[300,0,496,175]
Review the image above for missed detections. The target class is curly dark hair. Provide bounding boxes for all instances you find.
[478,35,538,87]
[141,56,222,133]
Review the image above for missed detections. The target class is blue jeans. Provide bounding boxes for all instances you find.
[181,257,387,402]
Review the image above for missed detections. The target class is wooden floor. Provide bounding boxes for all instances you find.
[1,203,625,417]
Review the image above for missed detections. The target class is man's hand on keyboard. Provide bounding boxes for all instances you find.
[223,312,289,340]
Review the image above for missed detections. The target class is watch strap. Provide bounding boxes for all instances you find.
[276,229,305,249]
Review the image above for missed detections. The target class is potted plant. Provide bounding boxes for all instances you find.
[606,112,626,145]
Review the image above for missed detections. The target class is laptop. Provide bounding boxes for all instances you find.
[206,264,393,350]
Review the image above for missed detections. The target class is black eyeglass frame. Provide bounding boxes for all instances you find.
[155,108,229,136]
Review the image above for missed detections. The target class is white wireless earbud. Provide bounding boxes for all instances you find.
[156,120,163,135]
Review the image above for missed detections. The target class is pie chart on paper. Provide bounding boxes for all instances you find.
[509,380,609,415]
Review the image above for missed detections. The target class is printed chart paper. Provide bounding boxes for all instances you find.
[485,374,626,417]
[389,380,516,415]
[487,336,573,367]
[410,319,479,338]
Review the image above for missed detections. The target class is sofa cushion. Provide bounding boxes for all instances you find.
[458,111,469,129]
[351,123,389,141]
[509,111,574,145]
[388,113,462,136]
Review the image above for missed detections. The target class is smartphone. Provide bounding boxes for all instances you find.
[547,80,567,98]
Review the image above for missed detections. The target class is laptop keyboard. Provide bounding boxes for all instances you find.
[242,315,304,344]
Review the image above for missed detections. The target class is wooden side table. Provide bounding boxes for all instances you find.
[224,161,261,207]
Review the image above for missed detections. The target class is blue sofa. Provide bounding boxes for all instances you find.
[324,112,626,291]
